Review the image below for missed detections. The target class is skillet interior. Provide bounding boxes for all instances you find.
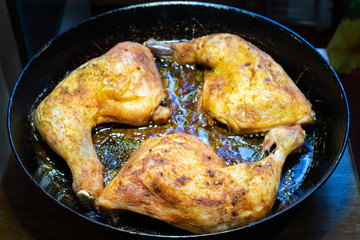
[8,1,349,238]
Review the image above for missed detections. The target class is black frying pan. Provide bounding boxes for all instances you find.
[8,1,349,239]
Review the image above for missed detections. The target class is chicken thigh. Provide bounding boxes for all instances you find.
[95,125,305,234]
[146,33,314,134]
[34,42,170,202]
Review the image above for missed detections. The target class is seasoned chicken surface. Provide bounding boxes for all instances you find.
[34,42,170,202]
[95,125,305,234]
[146,34,314,134]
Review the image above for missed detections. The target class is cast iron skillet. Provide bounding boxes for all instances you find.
[8,1,349,238]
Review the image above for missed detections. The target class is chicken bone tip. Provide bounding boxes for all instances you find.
[78,190,96,205]
[144,39,174,56]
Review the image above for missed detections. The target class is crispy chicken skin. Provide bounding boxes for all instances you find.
[34,42,170,202]
[147,33,314,134]
[95,125,305,234]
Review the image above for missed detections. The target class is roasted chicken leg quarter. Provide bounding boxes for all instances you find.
[146,33,314,134]
[95,125,305,234]
[34,42,171,202]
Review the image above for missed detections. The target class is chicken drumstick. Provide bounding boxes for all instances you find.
[95,125,305,234]
[146,33,314,134]
[34,42,170,203]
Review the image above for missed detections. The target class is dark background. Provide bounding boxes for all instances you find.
[6,0,350,66]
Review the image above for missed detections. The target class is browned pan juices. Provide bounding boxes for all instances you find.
[30,54,315,233]
[92,56,316,209]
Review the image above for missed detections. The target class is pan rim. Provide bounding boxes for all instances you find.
[7,1,350,238]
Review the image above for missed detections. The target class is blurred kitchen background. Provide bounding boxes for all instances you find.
[0,0,355,180]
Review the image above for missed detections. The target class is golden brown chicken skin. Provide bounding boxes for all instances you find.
[147,34,314,134]
[95,125,305,234]
[34,42,170,203]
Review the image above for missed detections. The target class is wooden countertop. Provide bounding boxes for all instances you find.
[0,141,359,240]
